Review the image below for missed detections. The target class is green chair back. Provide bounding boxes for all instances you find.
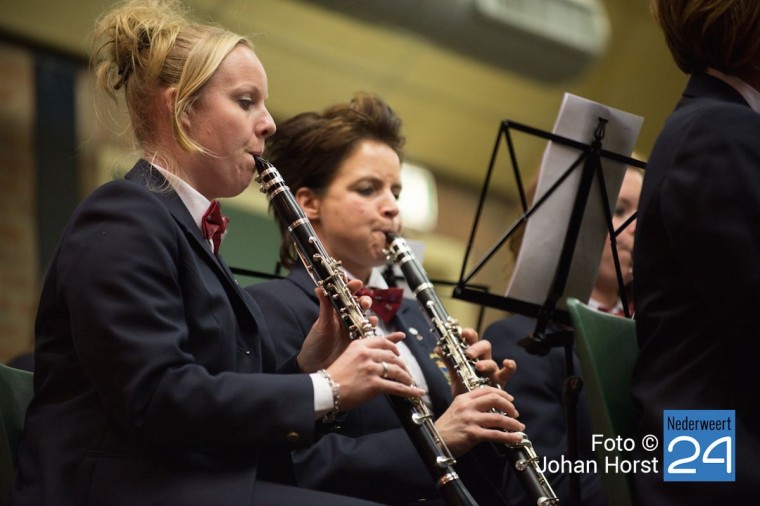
[0,363,34,506]
[566,297,639,506]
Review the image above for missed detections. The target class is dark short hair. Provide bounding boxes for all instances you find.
[651,0,760,74]
[264,92,405,268]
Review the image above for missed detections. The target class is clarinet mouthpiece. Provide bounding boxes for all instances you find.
[254,156,271,173]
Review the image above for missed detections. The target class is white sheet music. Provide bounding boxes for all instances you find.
[505,93,643,309]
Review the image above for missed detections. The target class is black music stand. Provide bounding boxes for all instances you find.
[230,266,284,280]
[452,118,645,506]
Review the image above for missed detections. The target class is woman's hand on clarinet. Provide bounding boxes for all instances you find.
[466,330,517,390]
[446,328,517,395]
[435,386,525,456]
[298,278,422,409]
[298,279,375,372]
[326,334,424,410]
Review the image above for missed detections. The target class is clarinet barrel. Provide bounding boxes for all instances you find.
[386,232,560,506]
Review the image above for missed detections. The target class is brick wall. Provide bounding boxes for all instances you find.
[0,42,36,362]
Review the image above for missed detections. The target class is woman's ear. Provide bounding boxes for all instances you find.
[146,87,180,136]
[159,87,192,133]
[160,87,176,113]
[295,187,321,221]
[166,88,192,130]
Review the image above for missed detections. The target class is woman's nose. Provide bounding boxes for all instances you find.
[625,216,637,236]
[381,192,400,218]
[258,109,276,139]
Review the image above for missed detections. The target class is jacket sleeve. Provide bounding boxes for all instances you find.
[48,181,315,449]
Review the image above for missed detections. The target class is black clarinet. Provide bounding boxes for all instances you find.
[254,157,478,506]
[386,232,560,506]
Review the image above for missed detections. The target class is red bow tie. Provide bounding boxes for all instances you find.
[356,287,404,323]
[202,200,229,255]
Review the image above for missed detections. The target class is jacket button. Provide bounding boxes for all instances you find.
[408,327,423,340]
[286,431,300,443]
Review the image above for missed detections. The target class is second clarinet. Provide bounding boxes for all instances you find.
[385,232,560,506]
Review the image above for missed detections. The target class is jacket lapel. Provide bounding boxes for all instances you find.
[125,160,213,260]
[289,264,321,302]
[124,161,269,369]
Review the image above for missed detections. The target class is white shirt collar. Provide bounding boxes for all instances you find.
[366,268,390,289]
[587,297,622,312]
[152,164,212,233]
[342,267,389,289]
[706,68,760,114]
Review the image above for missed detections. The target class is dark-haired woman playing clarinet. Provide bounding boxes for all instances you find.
[246,92,523,506]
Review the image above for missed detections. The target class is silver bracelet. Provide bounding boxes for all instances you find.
[318,369,341,423]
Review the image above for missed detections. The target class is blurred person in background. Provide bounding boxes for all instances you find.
[484,165,643,505]
[632,0,760,503]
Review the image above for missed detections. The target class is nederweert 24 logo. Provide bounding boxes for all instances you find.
[663,410,735,482]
